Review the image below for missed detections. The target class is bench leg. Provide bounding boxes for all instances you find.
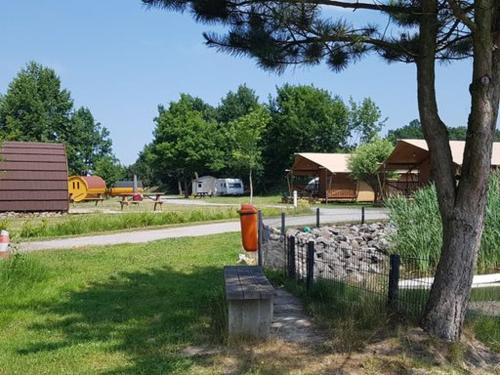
[227,298,273,339]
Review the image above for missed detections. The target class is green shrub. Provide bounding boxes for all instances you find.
[387,170,500,273]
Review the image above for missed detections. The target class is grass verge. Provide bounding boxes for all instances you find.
[1,205,311,240]
[0,233,241,374]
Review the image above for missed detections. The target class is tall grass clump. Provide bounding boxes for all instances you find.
[15,206,306,239]
[387,170,500,273]
[19,209,240,238]
[0,253,49,293]
[284,278,390,352]
[15,205,311,239]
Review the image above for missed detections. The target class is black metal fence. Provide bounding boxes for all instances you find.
[283,234,433,320]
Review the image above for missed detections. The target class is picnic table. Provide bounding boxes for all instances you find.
[119,192,165,211]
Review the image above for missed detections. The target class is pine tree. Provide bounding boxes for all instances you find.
[144,0,500,341]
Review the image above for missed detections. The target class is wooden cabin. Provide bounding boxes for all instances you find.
[68,176,107,202]
[0,141,69,212]
[379,139,500,196]
[288,153,375,203]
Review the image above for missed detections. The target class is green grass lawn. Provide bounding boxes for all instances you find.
[0,233,241,374]
[199,194,284,205]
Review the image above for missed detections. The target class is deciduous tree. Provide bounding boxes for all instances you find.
[94,156,126,187]
[0,62,73,142]
[149,94,225,196]
[227,107,270,201]
[217,84,260,123]
[0,62,115,175]
[348,138,394,201]
[264,84,350,188]
[348,97,386,144]
[68,107,113,175]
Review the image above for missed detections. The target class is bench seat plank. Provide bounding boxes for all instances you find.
[224,266,274,300]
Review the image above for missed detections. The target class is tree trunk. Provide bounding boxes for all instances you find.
[418,0,500,341]
[249,169,254,204]
[178,180,183,196]
[183,178,189,198]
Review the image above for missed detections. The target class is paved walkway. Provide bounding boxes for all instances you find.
[19,207,388,252]
[271,287,324,344]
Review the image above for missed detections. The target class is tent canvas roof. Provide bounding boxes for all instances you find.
[292,153,351,175]
[383,139,500,169]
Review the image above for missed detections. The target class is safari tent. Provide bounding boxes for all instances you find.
[379,139,500,196]
[0,141,69,212]
[288,153,375,202]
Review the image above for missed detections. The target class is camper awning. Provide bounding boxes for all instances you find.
[290,153,351,176]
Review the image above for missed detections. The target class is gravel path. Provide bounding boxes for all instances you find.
[18,208,388,252]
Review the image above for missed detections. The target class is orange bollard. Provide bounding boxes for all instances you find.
[238,204,258,252]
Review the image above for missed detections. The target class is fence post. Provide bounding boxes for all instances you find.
[316,207,320,228]
[258,210,263,267]
[287,235,296,279]
[388,254,400,309]
[361,206,365,224]
[306,240,315,291]
[281,212,286,276]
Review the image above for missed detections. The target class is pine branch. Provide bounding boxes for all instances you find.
[447,0,476,31]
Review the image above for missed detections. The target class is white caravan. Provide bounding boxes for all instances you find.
[216,178,244,195]
[192,176,218,196]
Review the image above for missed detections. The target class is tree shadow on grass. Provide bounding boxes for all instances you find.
[21,265,227,374]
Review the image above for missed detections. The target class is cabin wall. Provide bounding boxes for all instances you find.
[319,172,358,201]
[0,142,69,212]
[418,157,432,185]
[356,181,375,202]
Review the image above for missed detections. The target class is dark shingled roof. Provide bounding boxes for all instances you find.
[0,141,69,212]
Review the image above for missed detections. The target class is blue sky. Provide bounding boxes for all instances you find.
[0,0,472,165]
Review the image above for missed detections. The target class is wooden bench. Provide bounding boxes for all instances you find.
[224,266,274,339]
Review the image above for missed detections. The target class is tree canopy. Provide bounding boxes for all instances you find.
[227,106,271,200]
[93,156,127,186]
[348,138,394,201]
[142,84,385,193]
[216,84,260,123]
[0,62,115,175]
[148,94,225,195]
